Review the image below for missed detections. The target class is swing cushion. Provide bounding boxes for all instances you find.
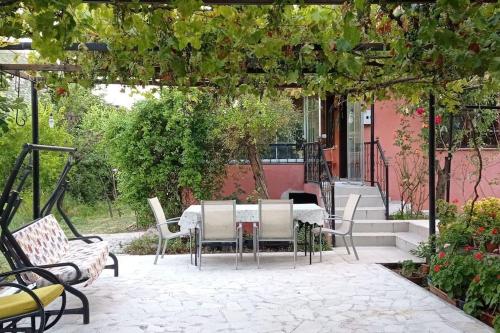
[12,214,109,287]
[0,284,64,319]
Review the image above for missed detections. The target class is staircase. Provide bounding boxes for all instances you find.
[333,182,429,253]
[335,183,386,220]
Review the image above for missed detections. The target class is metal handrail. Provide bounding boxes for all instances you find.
[364,139,390,219]
[304,142,336,216]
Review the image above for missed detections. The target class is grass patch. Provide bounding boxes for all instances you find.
[124,234,191,255]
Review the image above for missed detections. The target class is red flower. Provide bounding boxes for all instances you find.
[492,228,498,235]
[438,251,446,259]
[474,252,484,261]
[473,275,480,283]
[477,226,485,234]
[433,264,441,273]
[435,115,442,125]
[416,107,425,116]
[464,245,474,252]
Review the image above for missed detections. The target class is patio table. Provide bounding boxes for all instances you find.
[179,203,327,265]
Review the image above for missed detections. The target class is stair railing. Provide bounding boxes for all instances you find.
[304,142,336,217]
[364,139,390,219]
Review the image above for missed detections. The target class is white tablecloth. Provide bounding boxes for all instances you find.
[178,203,327,232]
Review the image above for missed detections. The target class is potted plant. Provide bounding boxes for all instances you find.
[409,239,434,274]
[399,260,425,285]
[429,250,479,306]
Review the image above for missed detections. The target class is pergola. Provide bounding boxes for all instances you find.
[0,0,497,250]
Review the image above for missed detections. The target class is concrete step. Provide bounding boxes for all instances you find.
[334,185,381,196]
[408,220,432,238]
[395,232,427,253]
[334,220,409,233]
[335,232,396,247]
[336,207,386,220]
[335,194,384,208]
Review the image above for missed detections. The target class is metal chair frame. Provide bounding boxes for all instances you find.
[0,267,67,333]
[314,194,361,261]
[147,197,192,265]
[199,200,240,270]
[256,199,298,268]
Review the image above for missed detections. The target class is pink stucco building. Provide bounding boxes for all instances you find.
[220,98,499,209]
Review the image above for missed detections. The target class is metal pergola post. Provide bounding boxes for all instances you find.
[428,92,436,251]
[445,114,453,202]
[31,81,40,219]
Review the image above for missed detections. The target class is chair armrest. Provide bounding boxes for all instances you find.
[0,267,62,285]
[68,235,103,242]
[37,262,82,283]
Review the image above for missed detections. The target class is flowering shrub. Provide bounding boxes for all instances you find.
[430,250,479,300]
[463,197,500,230]
[463,256,500,316]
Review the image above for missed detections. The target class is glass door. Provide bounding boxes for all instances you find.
[347,101,364,182]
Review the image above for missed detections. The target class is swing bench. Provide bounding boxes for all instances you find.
[0,143,119,325]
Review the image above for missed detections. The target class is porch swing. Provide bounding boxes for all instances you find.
[0,143,119,325]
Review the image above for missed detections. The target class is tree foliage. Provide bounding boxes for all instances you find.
[0,101,73,194]
[105,89,228,224]
[217,93,299,198]
[53,85,119,204]
[0,1,497,99]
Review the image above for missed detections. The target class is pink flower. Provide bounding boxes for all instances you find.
[435,115,442,125]
[416,107,425,116]
[452,199,459,204]
[438,251,446,259]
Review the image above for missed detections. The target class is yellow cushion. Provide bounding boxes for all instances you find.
[0,284,64,319]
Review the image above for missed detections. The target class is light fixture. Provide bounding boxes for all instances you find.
[48,113,54,128]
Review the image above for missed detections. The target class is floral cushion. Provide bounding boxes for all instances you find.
[13,215,69,266]
[12,214,109,287]
[36,241,109,287]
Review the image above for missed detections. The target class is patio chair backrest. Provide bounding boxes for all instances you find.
[258,199,294,239]
[336,194,361,234]
[201,200,237,241]
[148,197,174,237]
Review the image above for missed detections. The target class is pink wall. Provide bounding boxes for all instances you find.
[366,100,499,205]
[220,164,305,201]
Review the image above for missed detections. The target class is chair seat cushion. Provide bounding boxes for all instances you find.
[0,284,64,319]
[36,241,109,287]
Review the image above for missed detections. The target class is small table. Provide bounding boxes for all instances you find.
[179,203,327,265]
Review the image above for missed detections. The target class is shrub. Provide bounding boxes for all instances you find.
[106,89,229,226]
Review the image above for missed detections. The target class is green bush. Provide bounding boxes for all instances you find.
[106,89,228,226]
[124,233,190,255]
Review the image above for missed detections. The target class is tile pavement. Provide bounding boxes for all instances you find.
[48,248,493,333]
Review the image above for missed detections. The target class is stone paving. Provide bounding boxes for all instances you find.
[49,249,492,333]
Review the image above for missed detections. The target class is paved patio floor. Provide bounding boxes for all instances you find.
[50,248,492,333]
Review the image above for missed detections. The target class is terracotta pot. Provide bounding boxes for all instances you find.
[428,284,457,306]
[420,264,430,275]
[480,310,496,327]
[485,242,499,254]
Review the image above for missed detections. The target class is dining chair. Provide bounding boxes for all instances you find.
[199,200,240,270]
[313,194,361,261]
[256,199,297,268]
[148,197,192,265]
